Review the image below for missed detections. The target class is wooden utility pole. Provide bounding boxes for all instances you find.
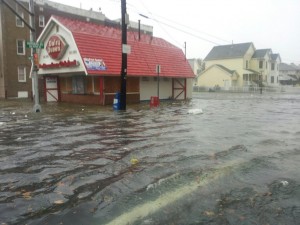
[120,0,127,110]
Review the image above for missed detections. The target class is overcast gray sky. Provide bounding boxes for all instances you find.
[50,0,300,64]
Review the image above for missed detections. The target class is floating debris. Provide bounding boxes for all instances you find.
[188,108,203,115]
[130,157,139,166]
[280,180,289,186]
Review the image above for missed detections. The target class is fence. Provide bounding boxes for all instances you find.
[193,86,300,93]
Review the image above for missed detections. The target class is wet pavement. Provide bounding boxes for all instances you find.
[0,92,299,225]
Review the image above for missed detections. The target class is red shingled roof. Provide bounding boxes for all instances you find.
[53,16,194,78]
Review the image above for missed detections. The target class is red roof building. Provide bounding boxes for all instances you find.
[37,16,194,105]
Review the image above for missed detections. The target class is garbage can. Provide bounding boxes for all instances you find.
[113,92,121,110]
[150,96,159,107]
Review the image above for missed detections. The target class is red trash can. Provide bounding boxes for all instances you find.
[150,96,159,107]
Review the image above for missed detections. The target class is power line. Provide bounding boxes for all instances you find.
[125,1,228,46]
[150,12,231,44]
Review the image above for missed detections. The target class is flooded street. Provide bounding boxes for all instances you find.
[0,92,300,225]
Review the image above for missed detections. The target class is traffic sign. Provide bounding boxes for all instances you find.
[26,41,44,49]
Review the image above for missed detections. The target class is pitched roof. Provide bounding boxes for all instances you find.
[279,63,300,71]
[271,53,280,61]
[52,16,194,78]
[204,42,253,61]
[252,49,271,58]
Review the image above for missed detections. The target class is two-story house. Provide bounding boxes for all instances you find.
[197,42,281,90]
[197,42,259,90]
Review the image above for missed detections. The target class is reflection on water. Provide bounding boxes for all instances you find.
[0,93,299,225]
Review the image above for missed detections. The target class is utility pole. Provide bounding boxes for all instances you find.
[120,0,127,110]
[184,42,186,60]
[29,0,41,112]
[156,64,161,98]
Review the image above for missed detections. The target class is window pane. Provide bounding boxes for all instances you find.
[259,60,263,69]
[17,40,25,55]
[72,77,85,94]
[39,15,45,27]
[271,63,275,70]
[18,66,26,82]
[16,12,24,27]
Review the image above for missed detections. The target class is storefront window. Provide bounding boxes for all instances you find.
[72,76,85,94]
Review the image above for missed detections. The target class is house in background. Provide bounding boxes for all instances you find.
[270,54,281,85]
[251,49,281,86]
[197,42,281,91]
[279,63,300,85]
[188,58,205,85]
[198,42,259,90]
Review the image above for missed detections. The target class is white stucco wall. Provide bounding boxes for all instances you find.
[140,77,172,101]
[140,77,192,101]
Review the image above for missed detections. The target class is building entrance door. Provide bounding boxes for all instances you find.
[45,76,59,102]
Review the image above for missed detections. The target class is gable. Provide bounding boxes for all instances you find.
[252,49,272,60]
[201,64,237,78]
[37,18,87,75]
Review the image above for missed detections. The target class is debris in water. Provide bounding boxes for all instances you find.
[203,210,215,217]
[188,108,203,115]
[130,157,139,166]
[280,180,289,186]
[54,200,64,205]
[22,192,32,200]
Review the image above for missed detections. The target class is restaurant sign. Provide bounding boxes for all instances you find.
[46,35,68,60]
[39,59,79,69]
[83,58,107,71]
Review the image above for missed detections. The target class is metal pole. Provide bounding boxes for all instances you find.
[29,0,41,112]
[157,67,160,98]
[120,0,127,110]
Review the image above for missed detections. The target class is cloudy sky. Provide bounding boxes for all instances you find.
[50,0,300,64]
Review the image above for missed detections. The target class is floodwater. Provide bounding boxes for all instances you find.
[0,92,299,225]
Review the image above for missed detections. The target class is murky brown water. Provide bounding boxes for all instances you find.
[0,92,299,225]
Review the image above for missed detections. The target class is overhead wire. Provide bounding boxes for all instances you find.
[102,0,229,47]
[125,0,232,50]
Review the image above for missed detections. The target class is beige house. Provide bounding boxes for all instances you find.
[197,42,281,91]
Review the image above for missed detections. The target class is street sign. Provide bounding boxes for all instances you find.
[26,41,44,49]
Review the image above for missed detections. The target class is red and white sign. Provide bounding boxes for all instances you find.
[46,35,68,60]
